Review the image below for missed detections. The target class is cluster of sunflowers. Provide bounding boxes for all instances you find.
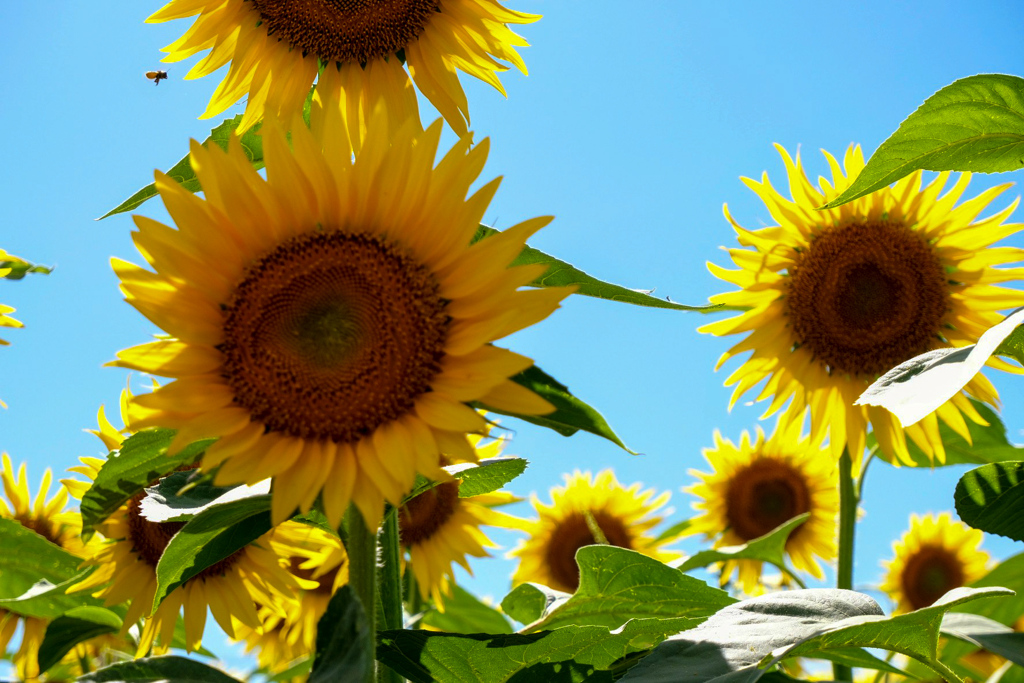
[2,2,1024,683]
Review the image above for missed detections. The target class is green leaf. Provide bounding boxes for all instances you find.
[621,587,1010,683]
[824,74,1024,208]
[873,399,1024,467]
[448,457,527,498]
[500,583,569,626]
[152,495,272,612]
[654,518,693,544]
[419,584,513,634]
[0,519,90,618]
[76,655,244,682]
[38,606,122,675]
[309,585,373,683]
[0,254,52,280]
[676,514,809,586]
[955,461,1024,542]
[100,115,265,219]
[521,545,735,633]
[80,429,214,539]
[967,552,1024,625]
[474,225,732,313]
[0,571,106,620]
[480,364,635,453]
[378,616,702,683]
[941,613,1024,668]
[139,471,270,523]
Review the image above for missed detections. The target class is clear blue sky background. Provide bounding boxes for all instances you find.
[2,0,1024,673]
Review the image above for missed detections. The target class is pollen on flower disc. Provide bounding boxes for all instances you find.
[399,481,460,546]
[786,221,949,377]
[901,545,965,609]
[250,0,441,63]
[546,511,633,592]
[725,458,810,541]
[220,231,449,444]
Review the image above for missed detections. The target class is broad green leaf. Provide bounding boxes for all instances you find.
[447,457,527,498]
[676,514,808,586]
[0,519,88,618]
[139,471,270,523]
[856,308,1024,429]
[967,552,1024,625]
[0,571,106,620]
[522,545,735,633]
[38,606,122,675]
[810,647,907,676]
[474,225,732,313]
[152,495,272,612]
[500,583,570,626]
[262,657,313,682]
[621,587,1009,682]
[824,74,1024,208]
[80,429,214,539]
[0,254,52,280]
[941,613,1024,667]
[378,616,702,683]
[309,585,372,683]
[76,655,243,682]
[420,584,513,634]
[872,399,1024,467]
[480,365,635,453]
[955,461,1024,542]
[100,115,265,219]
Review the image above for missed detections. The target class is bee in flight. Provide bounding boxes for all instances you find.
[145,70,168,86]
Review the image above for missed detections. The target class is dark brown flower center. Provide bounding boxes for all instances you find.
[786,221,948,377]
[901,545,965,610]
[220,231,449,444]
[248,0,441,64]
[725,458,811,541]
[15,514,63,547]
[399,481,460,546]
[545,511,633,593]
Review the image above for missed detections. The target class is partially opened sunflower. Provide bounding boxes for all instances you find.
[148,0,537,139]
[113,102,570,531]
[702,145,1024,470]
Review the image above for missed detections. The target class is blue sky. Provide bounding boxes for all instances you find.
[2,0,1024,672]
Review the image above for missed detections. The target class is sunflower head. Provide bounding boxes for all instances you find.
[881,512,990,614]
[148,0,538,138]
[700,145,1024,470]
[113,103,570,532]
[509,470,677,594]
[685,419,837,595]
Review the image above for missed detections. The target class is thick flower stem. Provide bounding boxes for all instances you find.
[832,448,858,682]
[346,505,380,683]
[379,509,405,683]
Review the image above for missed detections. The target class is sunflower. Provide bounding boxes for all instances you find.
[400,433,526,607]
[880,512,990,614]
[509,470,677,594]
[113,98,570,532]
[233,522,348,678]
[65,406,313,655]
[700,145,1024,470]
[0,454,91,680]
[685,419,837,594]
[148,0,537,138]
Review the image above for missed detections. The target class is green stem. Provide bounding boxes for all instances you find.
[378,508,405,683]
[405,567,425,629]
[346,505,379,683]
[832,447,858,682]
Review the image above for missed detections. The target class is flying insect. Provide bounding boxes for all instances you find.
[145,70,168,86]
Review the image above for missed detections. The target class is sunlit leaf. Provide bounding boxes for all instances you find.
[0,571,104,620]
[309,585,373,683]
[447,457,526,498]
[521,545,735,633]
[675,514,808,585]
[152,494,271,612]
[0,519,91,619]
[76,655,243,682]
[79,429,214,539]
[37,606,122,675]
[474,225,730,313]
[0,254,52,280]
[100,115,265,219]
[500,583,570,626]
[941,613,1024,668]
[419,585,513,635]
[139,471,270,523]
[955,461,1024,542]
[967,552,1024,625]
[480,365,635,453]
[824,74,1024,208]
